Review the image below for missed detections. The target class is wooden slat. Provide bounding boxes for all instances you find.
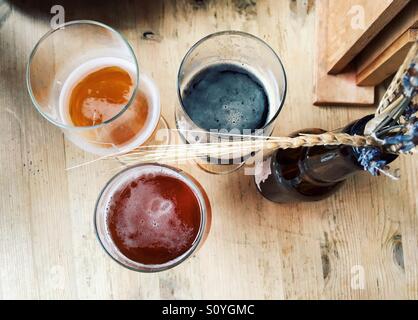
[313,0,375,107]
[327,0,410,74]
[357,1,418,77]
[357,29,418,86]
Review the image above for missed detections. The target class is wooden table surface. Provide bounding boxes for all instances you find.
[1,0,417,300]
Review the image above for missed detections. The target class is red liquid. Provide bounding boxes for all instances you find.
[107,171,202,265]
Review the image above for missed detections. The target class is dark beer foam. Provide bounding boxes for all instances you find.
[182,64,269,133]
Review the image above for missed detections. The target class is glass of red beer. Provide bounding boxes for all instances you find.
[94,164,211,272]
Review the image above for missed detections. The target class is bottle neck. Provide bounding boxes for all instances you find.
[298,115,374,185]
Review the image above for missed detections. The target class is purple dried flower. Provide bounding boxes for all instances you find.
[403,63,418,98]
[404,101,417,120]
[358,147,387,176]
[383,117,418,153]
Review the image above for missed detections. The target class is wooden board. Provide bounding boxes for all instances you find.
[327,0,410,74]
[1,0,418,300]
[357,29,418,86]
[356,1,418,79]
[314,0,375,107]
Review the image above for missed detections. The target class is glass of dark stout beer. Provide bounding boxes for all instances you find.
[94,164,211,272]
[176,31,287,174]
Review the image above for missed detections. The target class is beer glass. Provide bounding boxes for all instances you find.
[95,164,211,272]
[27,20,168,156]
[175,31,287,174]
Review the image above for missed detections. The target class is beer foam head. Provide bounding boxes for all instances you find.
[59,57,160,156]
[105,165,194,206]
[103,164,203,256]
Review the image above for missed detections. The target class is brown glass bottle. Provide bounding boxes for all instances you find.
[255,115,397,203]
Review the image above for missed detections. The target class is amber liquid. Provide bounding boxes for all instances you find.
[107,172,202,265]
[68,66,149,147]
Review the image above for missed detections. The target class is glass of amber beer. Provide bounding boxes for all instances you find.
[27,20,168,156]
[94,164,212,272]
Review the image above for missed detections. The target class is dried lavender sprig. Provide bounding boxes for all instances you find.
[359,43,418,177]
[373,64,418,139]
[378,66,418,154]
[383,117,418,154]
[367,43,418,138]
[358,147,387,176]
[377,42,418,115]
[404,95,418,120]
[402,62,418,99]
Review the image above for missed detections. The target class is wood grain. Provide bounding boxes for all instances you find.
[356,1,418,78]
[357,29,418,86]
[313,0,375,107]
[0,0,417,300]
[327,0,410,74]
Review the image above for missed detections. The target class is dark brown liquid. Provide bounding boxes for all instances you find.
[256,131,348,203]
[182,64,269,133]
[107,172,201,265]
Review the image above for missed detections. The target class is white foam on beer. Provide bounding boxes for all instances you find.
[59,57,161,156]
[104,165,201,253]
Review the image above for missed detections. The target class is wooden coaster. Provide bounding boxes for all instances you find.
[327,0,410,74]
[357,29,418,86]
[313,0,375,107]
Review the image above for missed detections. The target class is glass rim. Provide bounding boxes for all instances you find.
[26,20,140,131]
[176,30,288,134]
[94,163,209,273]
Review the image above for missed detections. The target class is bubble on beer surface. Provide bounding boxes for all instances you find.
[58,57,161,156]
[182,63,269,132]
[105,166,201,264]
[81,98,124,124]
[68,66,134,126]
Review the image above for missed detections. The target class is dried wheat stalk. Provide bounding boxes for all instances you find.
[116,131,380,165]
